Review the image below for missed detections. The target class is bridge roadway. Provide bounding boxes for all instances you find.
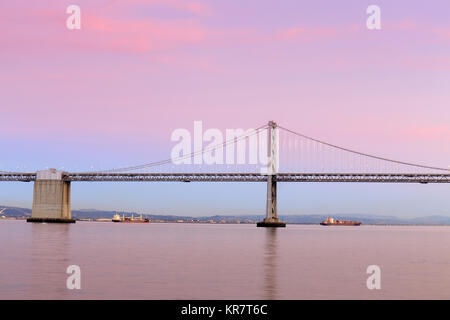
[1,172,450,183]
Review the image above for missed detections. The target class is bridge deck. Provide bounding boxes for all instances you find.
[2,172,449,183]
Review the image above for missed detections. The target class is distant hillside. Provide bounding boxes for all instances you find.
[0,206,31,217]
[1,205,450,225]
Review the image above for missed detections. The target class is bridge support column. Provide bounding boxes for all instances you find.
[257,121,286,228]
[27,169,75,223]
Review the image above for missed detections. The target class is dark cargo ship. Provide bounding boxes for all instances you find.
[320,217,361,226]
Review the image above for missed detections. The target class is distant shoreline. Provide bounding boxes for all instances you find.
[2,217,450,227]
[2,204,450,226]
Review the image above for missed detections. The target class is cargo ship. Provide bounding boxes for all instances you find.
[112,213,149,223]
[320,217,361,226]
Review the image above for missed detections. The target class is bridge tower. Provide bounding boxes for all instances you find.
[27,169,75,223]
[257,121,286,228]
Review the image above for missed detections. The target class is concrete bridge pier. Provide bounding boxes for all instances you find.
[257,121,286,228]
[257,174,285,227]
[27,169,75,223]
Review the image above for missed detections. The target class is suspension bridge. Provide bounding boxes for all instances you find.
[1,121,449,226]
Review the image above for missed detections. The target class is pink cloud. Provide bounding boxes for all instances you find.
[231,25,340,46]
[2,2,449,77]
[404,126,450,142]
[383,20,418,31]
[432,27,450,39]
[0,10,212,54]
[274,27,305,41]
[398,56,450,71]
[82,14,210,52]
[107,0,212,17]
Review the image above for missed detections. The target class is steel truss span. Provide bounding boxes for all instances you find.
[67,173,450,183]
[0,173,36,182]
[66,173,268,182]
[276,173,450,183]
[1,173,450,183]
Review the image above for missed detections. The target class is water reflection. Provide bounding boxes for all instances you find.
[263,228,278,299]
[30,223,71,298]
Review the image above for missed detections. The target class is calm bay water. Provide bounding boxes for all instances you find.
[1,220,450,299]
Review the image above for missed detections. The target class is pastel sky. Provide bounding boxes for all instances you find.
[1,0,449,217]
